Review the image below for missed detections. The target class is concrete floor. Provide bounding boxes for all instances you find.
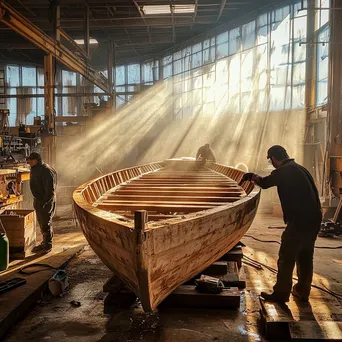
[4,207,342,342]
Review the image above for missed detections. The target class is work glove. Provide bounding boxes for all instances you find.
[241,172,255,182]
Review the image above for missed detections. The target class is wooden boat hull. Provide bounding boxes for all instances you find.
[73,160,260,311]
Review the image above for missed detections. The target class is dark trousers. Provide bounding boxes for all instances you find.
[33,199,56,245]
[273,220,321,298]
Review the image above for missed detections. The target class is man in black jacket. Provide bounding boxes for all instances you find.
[196,144,216,168]
[242,145,322,302]
[27,152,57,253]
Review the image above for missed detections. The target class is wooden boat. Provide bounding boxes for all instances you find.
[73,158,260,311]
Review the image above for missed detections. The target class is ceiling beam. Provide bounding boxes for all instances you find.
[133,0,152,43]
[217,0,226,21]
[0,0,110,94]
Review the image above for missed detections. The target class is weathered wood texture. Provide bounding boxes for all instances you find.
[73,159,260,311]
[0,246,84,340]
[0,209,36,259]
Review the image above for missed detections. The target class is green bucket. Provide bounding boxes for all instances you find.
[0,232,9,272]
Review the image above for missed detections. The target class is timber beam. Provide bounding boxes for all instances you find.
[0,0,110,94]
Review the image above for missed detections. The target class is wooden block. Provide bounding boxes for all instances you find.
[203,261,228,275]
[159,285,240,309]
[1,210,36,259]
[103,275,124,293]
[219,246,243,267]
[289,321,342,341]
[104,289,137,313]
[259,298,293,340]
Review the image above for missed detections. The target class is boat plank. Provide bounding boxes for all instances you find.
[113,190,244,196]
[95,203,215,213]
[104,195,242,202]
[97,200,229,206]
[119,185,241,189]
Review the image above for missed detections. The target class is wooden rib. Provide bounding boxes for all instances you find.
[129,180,236,184]
[113,190,244,196]
[103,195,241,203]
[98,200,225,206]
[143,173,228,179]
[123,214,180,220]
[119,185,241,189]
[95,203,215,213]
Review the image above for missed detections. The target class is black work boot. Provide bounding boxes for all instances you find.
[32,242,52,254]
[292,284,309,301]
[260,291,289,302]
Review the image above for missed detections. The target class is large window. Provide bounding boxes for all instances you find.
[316,26,329,106]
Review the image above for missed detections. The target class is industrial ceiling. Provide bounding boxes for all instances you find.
[0,0,292,67]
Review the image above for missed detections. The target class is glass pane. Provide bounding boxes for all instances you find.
[316,27,329,105]
[217,31,228,45]
[192,42,202,53]
[257,25,268,45]
[6,65,20,87]
[127,64,140,84]
[229,28,241,55]
[174,50,181,60]
[242,21,256,50]
[258,13,268,27]
[203,49,210,64]
[216,42,228,59]
[163,64,172,79]
[203,39,210,49]
[62,70,76,86]
[115,66,125,85]
[22,67,36,86]
[143,62,153,83]
[191,51,202,68]
[154,60,159,81]
[174,59,182,74]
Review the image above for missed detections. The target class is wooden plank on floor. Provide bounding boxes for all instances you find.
[160,285,240,309]
[289,321,342,340]
[259,298,293,340]
[0,245,85,340]
[220,246,243,267]
[201,261,246,289]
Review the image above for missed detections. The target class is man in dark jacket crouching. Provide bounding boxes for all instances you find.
[242,145,322,302]
[27,152,57,254]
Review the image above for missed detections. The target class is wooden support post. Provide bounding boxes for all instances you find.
[44,53,54,133]
[134,210,151,311]
[107,39,114,112]
[134,210,147,244]
[84,5,90,56]
[42,135,56,167]
[329,0,342,198]
[55,4,60,42]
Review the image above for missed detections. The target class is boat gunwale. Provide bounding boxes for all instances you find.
[73,161,260,230]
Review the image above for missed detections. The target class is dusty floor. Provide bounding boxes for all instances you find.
[3,207,342,342]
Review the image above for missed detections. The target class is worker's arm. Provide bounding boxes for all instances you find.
[196,148,201,160]
[253,173,278,189]
[241,171,278,189]
[42,169,56,207]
